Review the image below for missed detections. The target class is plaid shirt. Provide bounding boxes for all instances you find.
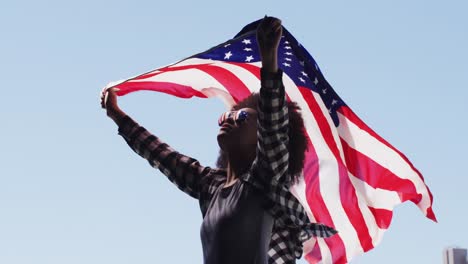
[118,69,337,264]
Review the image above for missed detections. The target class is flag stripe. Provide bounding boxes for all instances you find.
[301,142,344,263]
[368,207,393,229]
[347,172,388,246]
[337,106,435,221]
[115,81,207,98]
[305,241,322,264]
[348,173,402,210]
[189,64,252,103]
[228,62,262,79]
[340,138,421,203]
[337,110,432,211]
[289,173,332,264]
[134,62,215,81]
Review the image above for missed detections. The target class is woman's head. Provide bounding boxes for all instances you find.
[217,106,258,164]
[216,93,308,183]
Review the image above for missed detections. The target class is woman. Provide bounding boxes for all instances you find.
[101,17,336,264]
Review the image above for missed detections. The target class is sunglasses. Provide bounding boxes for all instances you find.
[218,110,249,126]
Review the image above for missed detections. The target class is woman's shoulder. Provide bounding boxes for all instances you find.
[199,167,227,191]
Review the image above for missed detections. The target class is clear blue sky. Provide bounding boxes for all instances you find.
[1,0,467,263]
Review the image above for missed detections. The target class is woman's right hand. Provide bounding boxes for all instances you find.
[100,87,126,123]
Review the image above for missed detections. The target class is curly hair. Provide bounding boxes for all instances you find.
[216,93,308,184]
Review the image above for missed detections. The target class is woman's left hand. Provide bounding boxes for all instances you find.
[256,16,282,72]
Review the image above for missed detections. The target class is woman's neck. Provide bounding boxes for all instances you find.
[225,154,251,185]
[226,161,242,185]
[225,163,238,186]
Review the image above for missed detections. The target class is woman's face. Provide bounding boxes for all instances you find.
[217,107,258,156]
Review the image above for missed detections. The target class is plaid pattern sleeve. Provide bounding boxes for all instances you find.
[254,68,290,186]
[248,69,337,264]
[117,115,216,200]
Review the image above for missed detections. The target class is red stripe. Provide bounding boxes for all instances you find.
[340,138,423,204]
[227,62,261,79]
[368,207,393,229]
[338,106,436,222]
[298,86,374,254]
[305,242,321,264]
[302,136,348,264]
[115,81,207,98]
[190,64,253,103]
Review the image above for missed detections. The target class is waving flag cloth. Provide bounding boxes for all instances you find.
[106,19,436,264]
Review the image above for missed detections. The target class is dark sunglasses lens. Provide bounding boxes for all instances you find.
[236,111,249,123]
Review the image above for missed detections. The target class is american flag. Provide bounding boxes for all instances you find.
[106,19,436,264]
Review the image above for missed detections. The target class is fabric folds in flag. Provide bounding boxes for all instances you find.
[106,19,436,264]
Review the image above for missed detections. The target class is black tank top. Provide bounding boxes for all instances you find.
[200,179,274,264]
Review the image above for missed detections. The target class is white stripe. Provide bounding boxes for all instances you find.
[349,173,402,210]
[337,112,432,213]
[348,172,390,247]
[282,76,362,261]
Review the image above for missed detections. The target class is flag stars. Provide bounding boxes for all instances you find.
[284,46,292,50]
[242,39,252,45]
[282,62,291,67]
[332,99,338,105]
[299,61,305,66]
[244,47,253,52]
[285,58,292,62]
[299,77,306,83]
[224,51,233,60]
[285,52,293,56]
[301,71,308,77]
[284,41,290,44]
[245,55,254,62]
[314,78,319,85]
[224,43,231,48]
[322,88,327,94]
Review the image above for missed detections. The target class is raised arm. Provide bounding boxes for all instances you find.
[254,17,290,184]
[101,88,212,199]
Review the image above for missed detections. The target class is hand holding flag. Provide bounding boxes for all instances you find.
[100,87,125,124]
[256,16,282,72]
